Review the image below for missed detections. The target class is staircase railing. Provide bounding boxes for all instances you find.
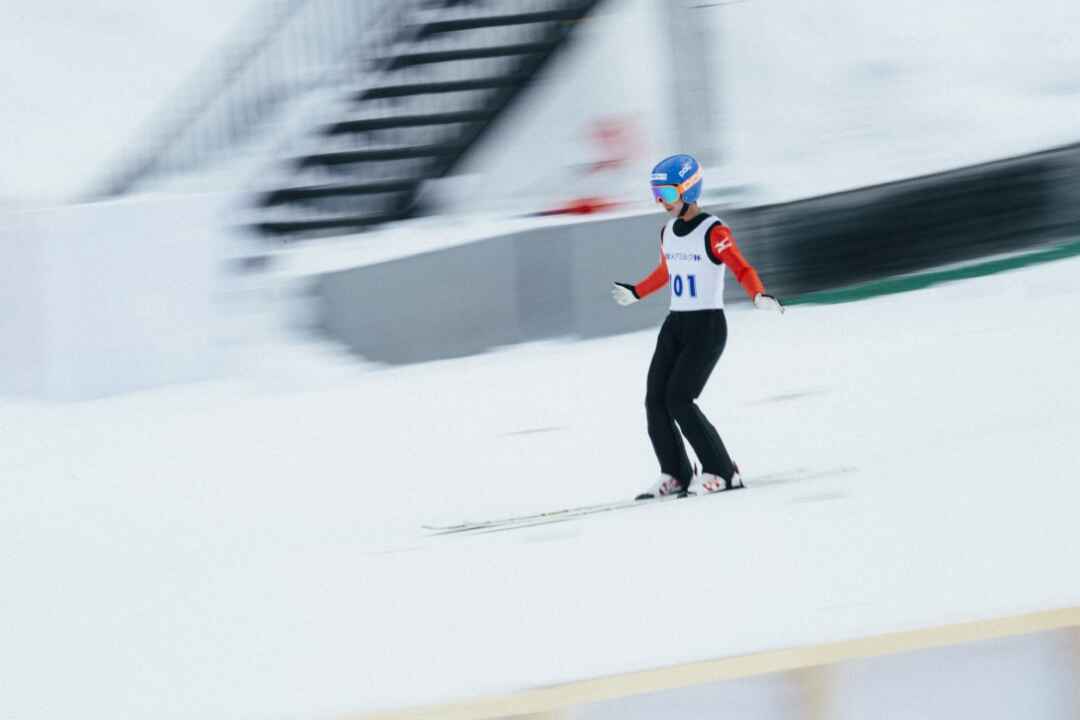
[91,0,406,199]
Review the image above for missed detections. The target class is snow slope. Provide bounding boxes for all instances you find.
[2,254,1080,719]
[1,0,252,205]
[719,0,1080,203]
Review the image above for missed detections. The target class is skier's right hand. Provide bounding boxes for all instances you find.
[611,282,639,306]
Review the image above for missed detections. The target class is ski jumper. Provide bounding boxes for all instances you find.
[633,212,765,486]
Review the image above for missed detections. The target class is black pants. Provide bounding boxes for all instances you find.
[645,310,736,486]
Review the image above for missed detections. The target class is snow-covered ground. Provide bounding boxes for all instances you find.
[3,249,1080,719]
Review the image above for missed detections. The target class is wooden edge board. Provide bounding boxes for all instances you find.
[350,605,1080,720]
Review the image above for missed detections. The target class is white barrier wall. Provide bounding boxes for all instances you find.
[0,194,226,400]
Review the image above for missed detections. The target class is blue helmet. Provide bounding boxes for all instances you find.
[650,154,703,204]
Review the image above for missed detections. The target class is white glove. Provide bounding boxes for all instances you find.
[611,282,639,306]
[753,293,785,313]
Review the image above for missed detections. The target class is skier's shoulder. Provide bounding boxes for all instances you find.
[702,212,729,232]
[703,217,736,263]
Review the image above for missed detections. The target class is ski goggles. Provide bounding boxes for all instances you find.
[650,166,702,204]
[651,185,681,204]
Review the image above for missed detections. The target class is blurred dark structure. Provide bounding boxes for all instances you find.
[318,142,1080,364]
[94,0,609,240]
[257,0,605,238]
[726,142,1080,298]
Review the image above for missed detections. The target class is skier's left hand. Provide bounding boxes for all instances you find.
[753,293,785,314]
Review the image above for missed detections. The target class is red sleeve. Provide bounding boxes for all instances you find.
[708,224,765,299]
[633,232,670,299]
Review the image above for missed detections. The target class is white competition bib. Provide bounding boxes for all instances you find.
[662,214,726,311]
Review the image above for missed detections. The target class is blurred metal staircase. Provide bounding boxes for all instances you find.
[254,0,606,239]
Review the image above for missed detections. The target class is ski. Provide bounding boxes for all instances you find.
[424,466,856,535]
[425,493,683,536]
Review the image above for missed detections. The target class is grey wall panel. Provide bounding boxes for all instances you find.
[512,226,575,340]
[317,212,687,365]
[569,213,672,340]
[319,240,522,364]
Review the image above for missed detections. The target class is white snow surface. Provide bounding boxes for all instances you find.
[4,255,1080,719]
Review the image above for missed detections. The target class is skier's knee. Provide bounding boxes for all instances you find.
[665,392,695,418]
